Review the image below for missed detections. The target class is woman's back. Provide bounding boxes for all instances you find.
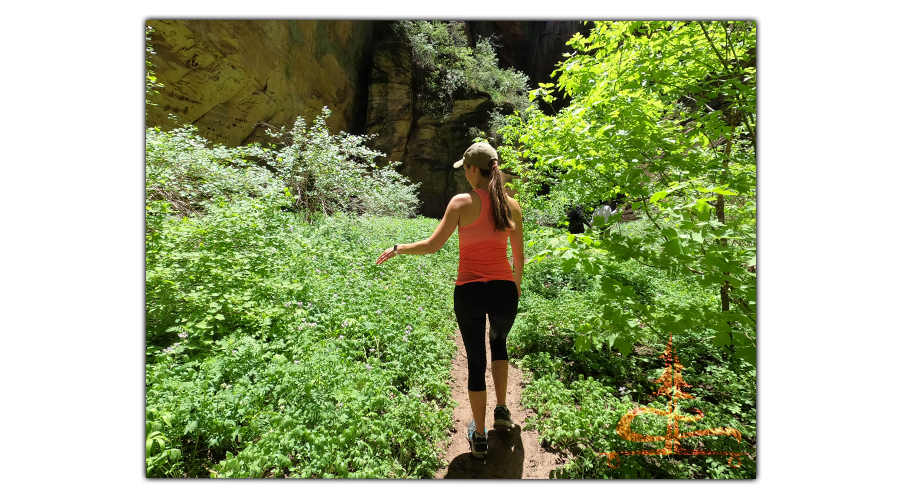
[456,189,515,286]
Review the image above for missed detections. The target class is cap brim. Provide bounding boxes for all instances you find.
[453,159,464,168]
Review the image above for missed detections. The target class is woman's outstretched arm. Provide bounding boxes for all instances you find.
[376,195,465,264]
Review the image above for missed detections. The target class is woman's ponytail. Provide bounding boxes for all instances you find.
[480,159,515,232]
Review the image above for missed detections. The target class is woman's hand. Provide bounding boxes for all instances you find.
[516,281,521,298]
[376,247,397,265]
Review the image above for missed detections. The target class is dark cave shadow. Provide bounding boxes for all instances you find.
[443,425,526,479]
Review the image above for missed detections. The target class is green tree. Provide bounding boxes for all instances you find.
[499,21,756,361]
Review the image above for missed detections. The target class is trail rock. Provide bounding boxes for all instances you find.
[399,95,495,218]
[364,38,414,167]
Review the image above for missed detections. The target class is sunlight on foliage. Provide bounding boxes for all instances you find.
[393,21,531,117]
[499,21,756,358]
[147,212,461,477]
[258,108,421,221]
[501,20,756,479]
[145,20,756,479]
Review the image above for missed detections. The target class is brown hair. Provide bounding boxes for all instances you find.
[477,159,516,232]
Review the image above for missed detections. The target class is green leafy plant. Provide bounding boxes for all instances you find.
[509,257,756,479]
[147,208,463,477]
[392,21,531,117]
[260,107,421,221]
[496,21,756,479]
[499,21,756,360]
[145,125,280,221]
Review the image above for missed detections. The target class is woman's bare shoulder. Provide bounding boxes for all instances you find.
[451,192,476,206]
[506,196,522,212]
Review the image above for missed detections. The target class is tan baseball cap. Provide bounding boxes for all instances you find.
[453,142,498,169]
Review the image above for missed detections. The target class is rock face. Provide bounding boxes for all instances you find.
[145,20,583,217]
[363,38,413,167]
[401,96,497,217]
[146,20,377,146]
[364,36,498,217]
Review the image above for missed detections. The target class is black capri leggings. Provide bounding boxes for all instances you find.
[454,280,519,392]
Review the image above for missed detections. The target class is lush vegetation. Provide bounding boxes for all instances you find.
[146,20,756,479]
[146,113,457,477]
[146,109,420,223]
[510,219,756,478]
[392,21,531,117]
[496,20,757,478]
[147,210,461,477]
[499,21,756,360]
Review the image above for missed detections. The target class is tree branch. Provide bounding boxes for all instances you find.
[720,21,737,63]
[699,22,730,72]
[632,257,663,270]
[725,286,757,326]
[739,111,756,151]
[732,296,757,326]
[630,306,663,338]
[641,198,665,235]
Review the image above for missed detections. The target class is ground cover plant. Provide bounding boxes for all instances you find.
[145,20,755,479]
[147,209,462,477]
[497,20,756,478]
[507,220,756,478]
[146,111,460,477]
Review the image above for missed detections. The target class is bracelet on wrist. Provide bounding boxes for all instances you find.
[393,244,399,255]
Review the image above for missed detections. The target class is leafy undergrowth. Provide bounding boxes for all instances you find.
[147,211,460,477]
[508,233,757,479]
[146,203,756,479]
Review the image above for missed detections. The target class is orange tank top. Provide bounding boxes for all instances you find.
[456,189,515,286]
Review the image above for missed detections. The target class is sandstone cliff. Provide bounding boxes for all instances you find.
[146,20,376,147]
[363,35,498,217]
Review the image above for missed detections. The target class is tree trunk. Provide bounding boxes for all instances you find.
[718,111,737,347]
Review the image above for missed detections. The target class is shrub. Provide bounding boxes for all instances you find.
[145,125,280,221]
[260,108,421,220]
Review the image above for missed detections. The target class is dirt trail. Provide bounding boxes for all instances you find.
[433,318,568,479]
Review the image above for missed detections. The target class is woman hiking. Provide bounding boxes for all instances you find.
[375,142,524,459]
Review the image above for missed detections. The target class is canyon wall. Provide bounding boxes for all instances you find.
[146,20,377,146]
[146,20,585,217]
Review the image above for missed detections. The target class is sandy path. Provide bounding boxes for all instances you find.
[433,318,568,479]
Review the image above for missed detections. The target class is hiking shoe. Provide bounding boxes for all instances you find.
[494,405,514,429]
[467,420,488,458]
